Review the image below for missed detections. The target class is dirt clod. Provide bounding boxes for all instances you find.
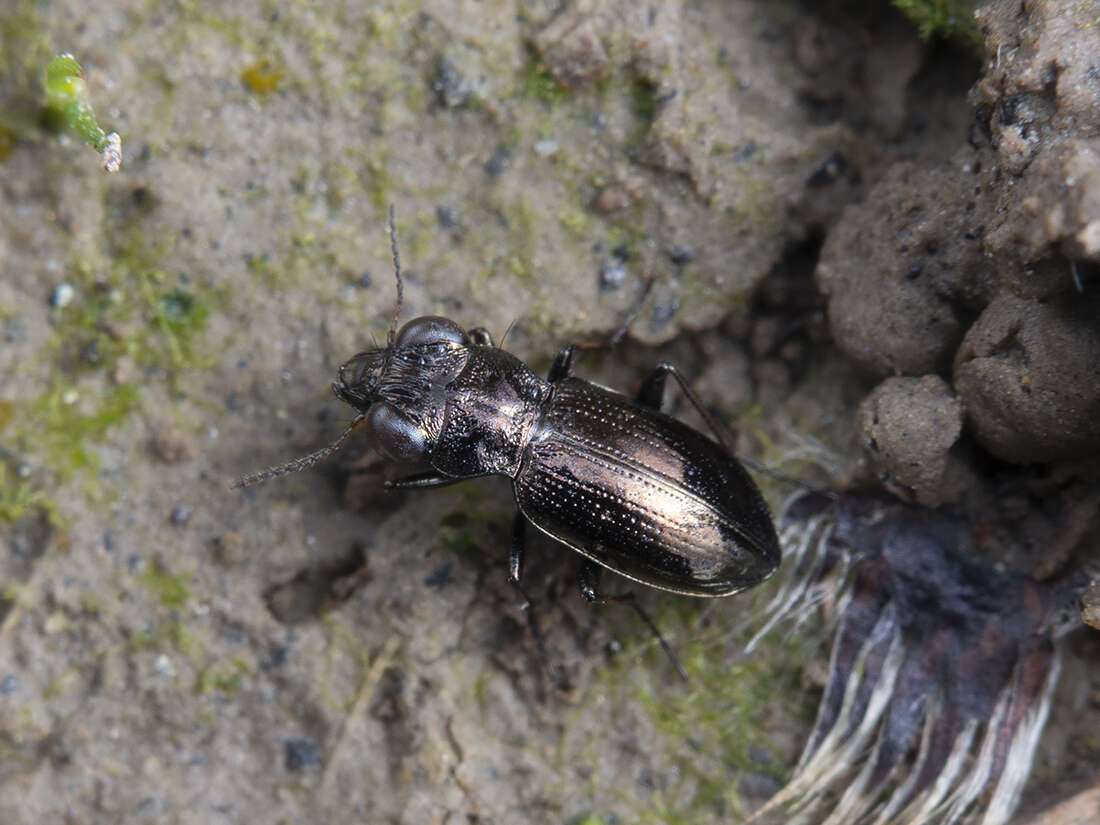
[858,375,966,507]
[953,292,1100,464]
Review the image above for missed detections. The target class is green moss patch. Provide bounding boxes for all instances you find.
[893,0,981,46]
[142,559,191,610]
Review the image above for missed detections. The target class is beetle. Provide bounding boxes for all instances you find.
[235,207,780,672]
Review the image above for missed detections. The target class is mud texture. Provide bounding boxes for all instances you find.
[1,1,1099,824]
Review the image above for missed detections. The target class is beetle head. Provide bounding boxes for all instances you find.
[332,316,467,410]
[332,349,386,411]
[231,205,453,489]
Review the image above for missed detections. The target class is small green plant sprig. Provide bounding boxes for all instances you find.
[892,0,982,46]
[44,53,121,172]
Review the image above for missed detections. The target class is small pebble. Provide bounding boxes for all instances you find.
[594,181,641,212]
[600,256,627,291]
[50,283,74,308]
[485,146,510,177]
[152,428,198,463]
[44,612,68,634]
[668,245,694,266]
[807,152,848,188]
[731,140,759,161]
[264,643,290,669]
[534,138,559,157]
[423,562,453,590]
[214,532,248,566]
[81,341,101,364]
[432,56,472,108]
[284,739,321,772]
[650,293,681,331]
[436,205,459,229]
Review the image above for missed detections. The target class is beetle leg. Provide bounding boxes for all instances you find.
[639,362,824,494]
[638,362,734,452]
[576,557,603,601]
[577,559,688,681]
[547,345,577,383]
[509,513,561,682]
[466,327,494,347]
[548,280,658,384]
[384,471,463,490]
[509,512,526,585]
[635,365,670,411]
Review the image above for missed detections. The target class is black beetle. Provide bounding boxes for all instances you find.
[235,208,780,669]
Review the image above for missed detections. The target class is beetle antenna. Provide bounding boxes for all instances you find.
[387,203,403,348]
[498,317,518,350]
[230,413,366,489]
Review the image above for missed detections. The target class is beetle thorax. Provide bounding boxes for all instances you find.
[430,346,549,479]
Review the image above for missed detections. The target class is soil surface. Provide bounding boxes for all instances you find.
[1,1,1098,824]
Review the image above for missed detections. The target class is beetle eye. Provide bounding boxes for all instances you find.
[346,355,367,385]
[339,353,368,386]
[366,403,427,462]
[396,316,467,347]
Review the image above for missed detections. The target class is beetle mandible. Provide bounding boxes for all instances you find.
[235,207,781,663]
